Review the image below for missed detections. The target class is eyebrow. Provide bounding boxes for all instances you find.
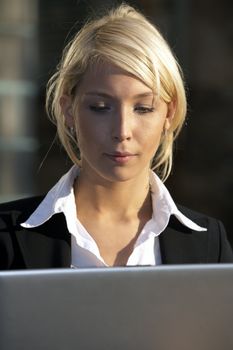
[84,91,154,99]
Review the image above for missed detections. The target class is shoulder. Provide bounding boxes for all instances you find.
[177,204,220,228]
[0,196,44,210]
[0,196,68,236]
[176,204,233,263]
[0,196,70,270]
[177,204,227,237]
[0,196,44,269]
[0,196,45,224]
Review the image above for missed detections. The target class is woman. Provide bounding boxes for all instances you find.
[0,4,232,269]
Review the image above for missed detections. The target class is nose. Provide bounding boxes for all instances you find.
[111,107,132,141]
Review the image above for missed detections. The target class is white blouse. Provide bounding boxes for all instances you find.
[21,166,206,267]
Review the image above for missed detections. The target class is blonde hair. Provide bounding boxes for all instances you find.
[46,3,187,181]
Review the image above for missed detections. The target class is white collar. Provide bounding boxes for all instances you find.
[149,171,206,232]
[21,165,206,232]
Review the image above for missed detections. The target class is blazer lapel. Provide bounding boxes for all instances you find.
[15,213,71,269]
[159,215,208,264]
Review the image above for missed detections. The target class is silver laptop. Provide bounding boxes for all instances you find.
[0,265,233,350]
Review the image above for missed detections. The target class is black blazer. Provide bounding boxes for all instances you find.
[0,196,232,270]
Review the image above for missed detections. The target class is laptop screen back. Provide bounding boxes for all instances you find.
[0,265,233,350]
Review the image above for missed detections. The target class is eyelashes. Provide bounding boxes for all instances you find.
[89,105,111,112]
[135,106,155,114]
[88,104,155,114]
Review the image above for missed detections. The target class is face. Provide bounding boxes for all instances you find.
[61,63,174,185]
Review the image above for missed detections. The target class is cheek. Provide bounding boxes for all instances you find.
[76,115,106,149]
[147,133,162,157]
[139,122,164,152]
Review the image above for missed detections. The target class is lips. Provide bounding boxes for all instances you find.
[104,151,137,164]
[108,152,134,157]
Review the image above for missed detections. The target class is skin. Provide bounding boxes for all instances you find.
[60,62,175,266]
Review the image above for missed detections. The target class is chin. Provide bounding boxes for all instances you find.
[82,158,149,184]
[99,166,144,183]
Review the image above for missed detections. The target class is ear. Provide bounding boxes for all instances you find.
[164,99,176,131]
[59,95,74,128]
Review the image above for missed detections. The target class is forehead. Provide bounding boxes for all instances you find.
[77,61,153,97]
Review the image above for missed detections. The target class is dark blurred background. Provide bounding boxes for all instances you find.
[0,0,232,245]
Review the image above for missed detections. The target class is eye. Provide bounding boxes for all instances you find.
[89,103,111,113]
[135,106,155,114]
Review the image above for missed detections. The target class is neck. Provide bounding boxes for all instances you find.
[74,169,151,220]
